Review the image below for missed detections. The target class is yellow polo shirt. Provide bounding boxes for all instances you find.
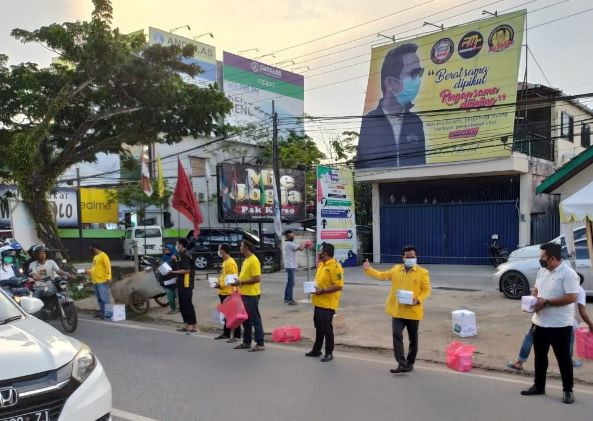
[312,258,344,310]
[238,254,262,296]
[364,264,431,320]
[90,251,111,284]
[219,257,238,296]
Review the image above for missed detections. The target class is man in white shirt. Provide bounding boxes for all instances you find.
[521,243,579,404]
[29,247,71,281]
[283,230,304,305]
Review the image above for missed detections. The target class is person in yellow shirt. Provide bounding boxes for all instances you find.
[234,240,265,352]
[306,243,344,362]
[214,244,242,342]
[86,243,113,320]
[363,245,431,373]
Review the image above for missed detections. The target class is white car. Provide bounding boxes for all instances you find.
[494,239,593,299]
[508,226,586,261]
[0,291,112,420]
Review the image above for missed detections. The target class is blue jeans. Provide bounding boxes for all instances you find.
[284,269,296,302]
[94,283,113,319]
[519,324,577,362]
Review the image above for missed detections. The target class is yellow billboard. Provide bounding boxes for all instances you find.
[356,11,525,169]
[80,188,118,224]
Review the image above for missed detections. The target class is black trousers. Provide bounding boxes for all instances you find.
[178,287,196,325]
[219,295,241,339]
[533,325,573,392]
[242,295,264,346]
[392,318,420,368]
[313,307,335,355]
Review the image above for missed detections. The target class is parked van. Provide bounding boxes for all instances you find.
[123,226,163,258]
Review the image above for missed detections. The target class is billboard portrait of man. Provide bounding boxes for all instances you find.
[356,43,426,169]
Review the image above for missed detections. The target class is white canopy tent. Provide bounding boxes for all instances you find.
[560,180,593,267]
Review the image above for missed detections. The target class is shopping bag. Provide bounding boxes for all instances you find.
[446,341,477,372]
[271,326,302,343]
[576,327,593,360]
[217,293,248,329]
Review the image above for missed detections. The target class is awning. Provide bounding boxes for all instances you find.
[559,181,593,268]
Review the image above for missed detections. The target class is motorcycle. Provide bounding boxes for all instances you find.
[0,276,33,301]
[489,234,509,267]
[32,276,78,333]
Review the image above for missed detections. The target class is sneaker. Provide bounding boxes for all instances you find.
[186,329,199,335]
[573,360,584,368]
[214,334,229,340]
[226,338,239,343]
[287,300,298,306]
[176,327,189,333]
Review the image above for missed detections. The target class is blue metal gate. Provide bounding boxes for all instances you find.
[380,201,519,265]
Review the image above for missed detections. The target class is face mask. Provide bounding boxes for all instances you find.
[3,257,14,265]
[539,259,549,269]
[404,258,417,268]
[175,245,182,253]
[393,76,420,106]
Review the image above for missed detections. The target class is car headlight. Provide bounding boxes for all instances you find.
[72,343,97,384]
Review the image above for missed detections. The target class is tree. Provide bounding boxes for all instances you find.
[0,0,231,252]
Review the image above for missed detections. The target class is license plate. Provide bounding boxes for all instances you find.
[1,410,49,421]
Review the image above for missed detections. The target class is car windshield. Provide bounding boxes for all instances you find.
[241,231,260,243]
[135,228,161,238]
[0,290,24,321]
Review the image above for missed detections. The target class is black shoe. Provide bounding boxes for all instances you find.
[521,386,545,396]
[320,354,334,362]
[403,364,414,372]
[287,300,298,306]
[390,366,408,374]
[305,351,322,357]
[93,314,103,319]
[214,334,229,340]
[563,391,574,404]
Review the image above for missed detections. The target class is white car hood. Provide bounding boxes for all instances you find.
[0,316,80,380]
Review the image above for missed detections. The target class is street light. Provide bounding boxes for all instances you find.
[193,32,214,40]
[170,25,191,33]
[238,48,259,55]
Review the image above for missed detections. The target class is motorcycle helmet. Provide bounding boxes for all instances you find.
[9,242,22,252]
[0,245,16,265]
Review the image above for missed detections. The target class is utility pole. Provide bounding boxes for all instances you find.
[76,167,83,240]
[271,100,283,267]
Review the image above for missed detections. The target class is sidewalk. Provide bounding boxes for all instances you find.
[76,265,593,384]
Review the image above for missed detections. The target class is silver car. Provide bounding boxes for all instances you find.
[493,239,593,299]
[508,226,586,261]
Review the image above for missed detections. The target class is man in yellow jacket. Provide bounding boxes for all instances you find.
[306,243,344,363]
[214,243,241,342]
[363,245,431,373]
[86,243,113,320]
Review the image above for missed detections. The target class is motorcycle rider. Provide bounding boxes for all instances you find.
[29,246,73,298]
[0,245,17,281]
[9,242,26,274]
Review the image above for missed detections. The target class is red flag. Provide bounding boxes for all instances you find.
[172,159,203,238]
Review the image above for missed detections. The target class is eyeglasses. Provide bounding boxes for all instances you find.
[408,67,424,79]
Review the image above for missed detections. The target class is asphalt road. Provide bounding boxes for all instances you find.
[73,317,593,421]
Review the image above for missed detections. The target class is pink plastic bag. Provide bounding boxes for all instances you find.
[576,327,593,360]
[271,326,302,343]
[446,341,477,372]
[217,293,248,329]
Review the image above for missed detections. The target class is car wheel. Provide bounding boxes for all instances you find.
[263,254,275,267]
[500,271,530,299]
[194,255,210,270]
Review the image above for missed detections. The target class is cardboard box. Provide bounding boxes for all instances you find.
[303,282,316,294]
[521,296,538,313]
[452,309,477,337]
[225,275,238,286]
[208,277,218,288]
[106,304,126,322]
[397,289,414,305]
[157,262,172,276]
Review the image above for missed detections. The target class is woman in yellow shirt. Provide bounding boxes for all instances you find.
[214,244,242,342]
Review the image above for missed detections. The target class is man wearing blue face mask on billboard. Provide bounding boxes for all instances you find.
[363,245,431,374]
[356,43,426,169]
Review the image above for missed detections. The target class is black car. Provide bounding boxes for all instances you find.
[186,228,281,271]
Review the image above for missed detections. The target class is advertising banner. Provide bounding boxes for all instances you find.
[217,163,305,223]
[223,52,304,140]
[80,188,119,224]
[316,166,358,267]
[0,186,78,229]
[149,27,217,88]
[356,11,525,169]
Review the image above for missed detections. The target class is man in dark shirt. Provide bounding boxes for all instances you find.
[171,238,198,335]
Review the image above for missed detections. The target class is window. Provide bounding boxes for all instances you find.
[134,228,161,238]
[561,112,574,142]
[582,124,591,148]
[198,192,205,201]
[575,241,590,261]
[189,156,206,177]
[125,230,133,240]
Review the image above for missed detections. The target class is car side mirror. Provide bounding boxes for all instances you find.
[20,296,44,314]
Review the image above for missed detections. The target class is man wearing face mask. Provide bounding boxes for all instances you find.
[356,43,425,169]
[363,245,431,373]
[521,243,579,404]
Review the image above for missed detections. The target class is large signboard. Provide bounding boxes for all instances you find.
[316,166,358,267]
[80,188,119,224]
[356,11,525,169]
[223,52,304,140]
[0,186,78,229]
[149,27,217,88]
[217,163,305,223]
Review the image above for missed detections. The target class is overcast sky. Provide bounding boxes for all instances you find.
[2,0,592,143]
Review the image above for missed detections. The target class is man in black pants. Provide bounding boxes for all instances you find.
[306,243,344,362]
[521,242,579,404]
[171,238,198,335]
